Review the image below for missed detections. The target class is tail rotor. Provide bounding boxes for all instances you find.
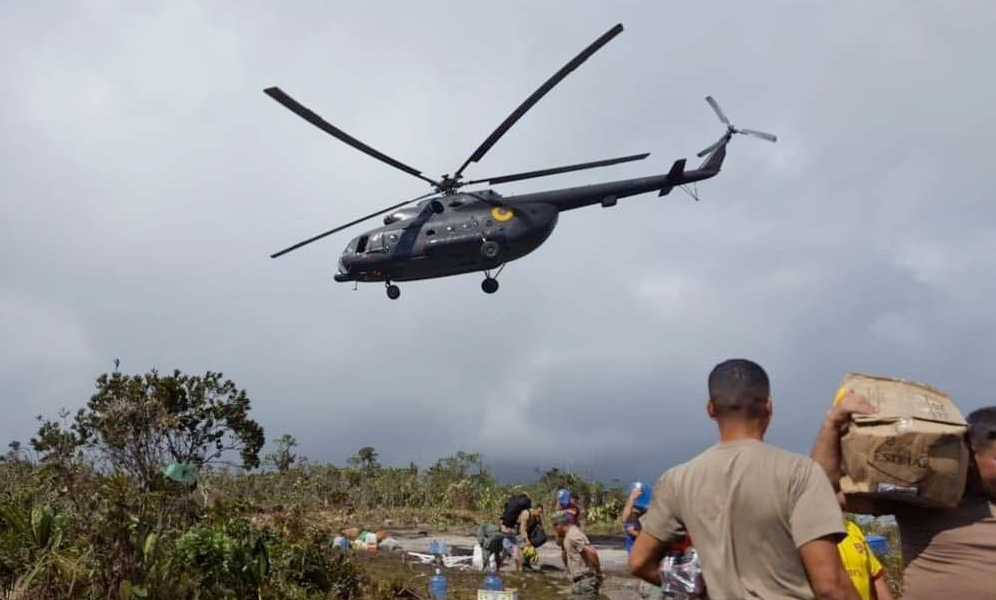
[697,96,777,157]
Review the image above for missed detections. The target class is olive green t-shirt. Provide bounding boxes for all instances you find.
[894,494,996,600]
[641,440,845,600]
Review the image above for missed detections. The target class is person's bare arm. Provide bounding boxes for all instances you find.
[811,393,888,514]
[872,575,895,600]
[621,487,640,523]
[518,511,530,545]
[799,537,862,600]
[811,392,875,489]
[628,531,665,585]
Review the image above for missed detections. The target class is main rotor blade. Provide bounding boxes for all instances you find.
[270,192,435,259]
[705,96,730,125]
[465,152,650,186]
[264,87,440,188]
[739,128,778,142]
[452,23,624,180]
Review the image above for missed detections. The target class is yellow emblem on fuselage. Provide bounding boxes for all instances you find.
[491,206,514,222]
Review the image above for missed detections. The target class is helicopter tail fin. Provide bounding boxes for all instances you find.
[698,139,728,174]
[658,158,686,196]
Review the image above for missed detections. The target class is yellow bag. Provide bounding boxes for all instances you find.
[522,544,539,567]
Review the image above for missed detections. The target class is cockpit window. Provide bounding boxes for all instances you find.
[355,235,369,253]
[366,232,386,253]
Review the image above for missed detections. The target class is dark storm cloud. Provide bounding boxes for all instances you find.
[2,1,995,483]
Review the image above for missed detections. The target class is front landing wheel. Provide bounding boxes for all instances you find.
[481,278,499,294]
[386,284,401,300]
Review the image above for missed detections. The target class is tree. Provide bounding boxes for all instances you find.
[2,440,26,464]
[31,369,265,488]
[30,410,81,467]
[429,451,486,479]
[347,446,380,471]
[264,434,298,472]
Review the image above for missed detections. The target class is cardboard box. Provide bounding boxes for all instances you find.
[837,373,969,508]
[478,590,518,600]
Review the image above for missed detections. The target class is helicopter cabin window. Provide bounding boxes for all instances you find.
[426,229,436,236]
[366,232,386,253]
[355,235,369,254]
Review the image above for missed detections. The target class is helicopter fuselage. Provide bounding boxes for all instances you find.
[334,191,558,283]
[333,154,724,284]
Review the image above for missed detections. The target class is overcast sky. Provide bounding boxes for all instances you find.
[3,1,995,484]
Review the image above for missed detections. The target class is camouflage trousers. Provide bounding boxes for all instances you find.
[570,575,600,600]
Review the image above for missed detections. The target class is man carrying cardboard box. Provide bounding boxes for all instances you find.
[811,388,996,600]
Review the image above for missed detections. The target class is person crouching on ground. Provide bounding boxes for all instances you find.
[520,503,545,571]
[629,358,860,600]
[499,493,544,571]
[553,510,604,599]
[811,395,996,600]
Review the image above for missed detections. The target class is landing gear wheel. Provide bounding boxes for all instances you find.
[386,284,401,300]
[480,240,501,261]
[481,278,499,294]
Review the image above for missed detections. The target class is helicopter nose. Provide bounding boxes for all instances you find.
[334,255,354,282]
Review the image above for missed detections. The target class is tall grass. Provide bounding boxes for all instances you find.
[0,450,624,599]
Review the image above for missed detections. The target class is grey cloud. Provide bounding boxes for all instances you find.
[2,1,996,483]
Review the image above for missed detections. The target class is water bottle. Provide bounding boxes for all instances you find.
[482,568,503,591]
[429,568,447,600]
[429,539,448,556]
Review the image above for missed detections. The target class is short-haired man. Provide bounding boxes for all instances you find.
[812,396,996,600]
[629,359,860,600]
[553,510,603,599]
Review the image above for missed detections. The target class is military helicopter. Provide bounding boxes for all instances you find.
[266,23,776,299]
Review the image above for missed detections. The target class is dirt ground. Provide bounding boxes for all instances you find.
[388,529,642,600]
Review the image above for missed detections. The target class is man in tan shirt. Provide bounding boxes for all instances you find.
[812,395,996,600]
[553,510,603,599]
[629,359,860,600]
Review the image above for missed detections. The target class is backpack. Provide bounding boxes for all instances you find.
[500,493,532,529]
[527,519,547,548]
